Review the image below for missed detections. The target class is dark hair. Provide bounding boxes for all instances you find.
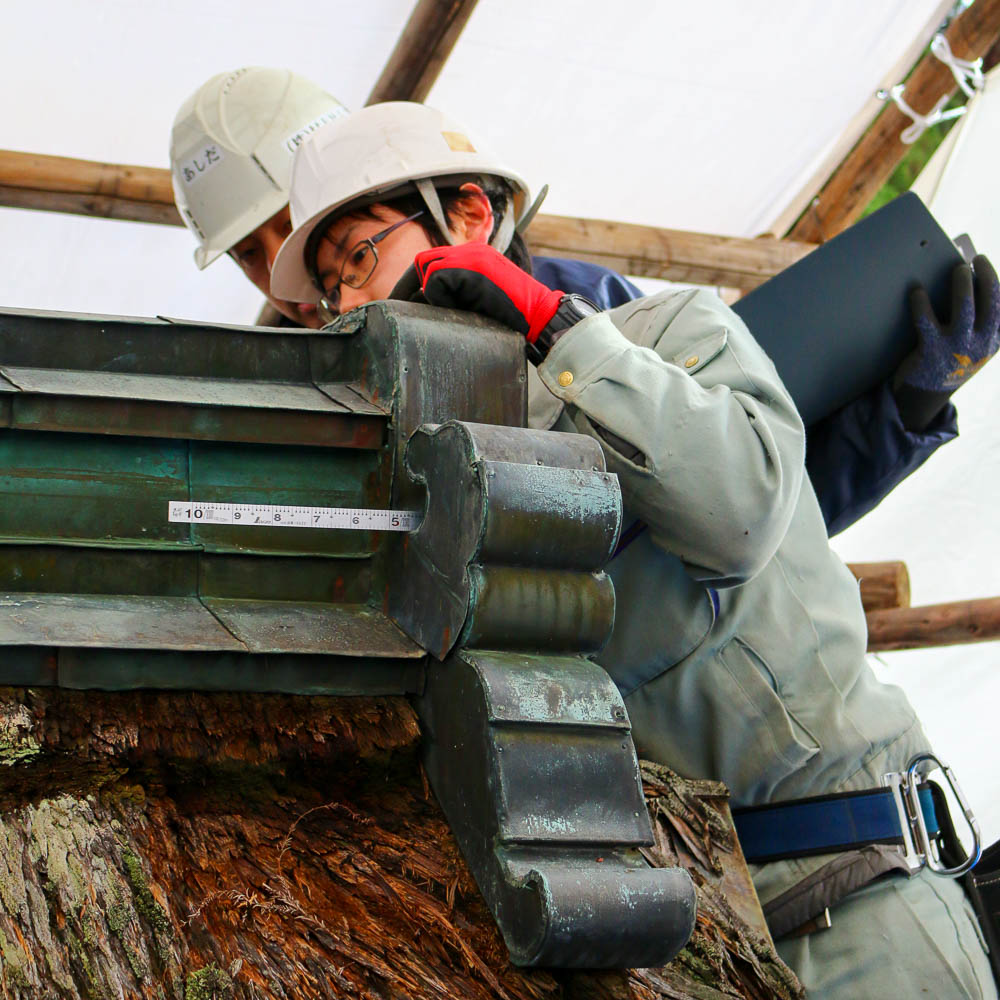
[308,176,532,282]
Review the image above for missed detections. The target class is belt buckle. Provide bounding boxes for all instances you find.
[881,767,925,874]
[882,752,982,877]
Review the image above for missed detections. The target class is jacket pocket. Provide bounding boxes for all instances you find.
[715,637,821,802]
[670,328,728,375]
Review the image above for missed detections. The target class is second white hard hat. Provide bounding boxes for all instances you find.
[170,67,348,269]
[270,101,531,303]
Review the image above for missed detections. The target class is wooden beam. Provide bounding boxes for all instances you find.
[787,0,1000,243]
[366,0,479,105]
[0,150,181,226]
[528,214,816,291]
[766,0,954,238]
[866,596,1000,652]
[0,150,818,288]
[0,184,180,226]
[847,560,911,613]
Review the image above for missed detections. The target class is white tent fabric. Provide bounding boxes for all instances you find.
[912,61,1000,260]
[428,0,951,236]
[0,1,994,840]
[0,0,949,322]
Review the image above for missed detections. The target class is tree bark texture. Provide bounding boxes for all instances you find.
[0,689,800,999]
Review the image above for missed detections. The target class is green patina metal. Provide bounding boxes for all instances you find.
[187,440,380,557]
[0,430,189,546]
[399,419,695,967]
[0,301,696,968]
[0,304,439,694]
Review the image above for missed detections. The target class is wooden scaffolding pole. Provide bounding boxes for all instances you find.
[867,597,1000,652]
[0,150,817,288]
[0,150,180,226]
[366,0,480,105]
[528,214,815,291]
[847,561,911,613]
[787,0,1000,243]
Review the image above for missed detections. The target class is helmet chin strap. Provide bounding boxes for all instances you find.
[516,183,548,235]
[414,179,459,246]
[491,200,516,254]
[414,176,522,254]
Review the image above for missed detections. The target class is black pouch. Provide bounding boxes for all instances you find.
[965,839,1000,985]
[925,782,1000,984]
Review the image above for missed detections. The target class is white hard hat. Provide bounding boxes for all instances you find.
[270,102,531,303]
[170,67,349,269]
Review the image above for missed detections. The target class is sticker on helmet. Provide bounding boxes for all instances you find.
[283,106,350,154]
[442,131,476,153]
[178,144,225,186]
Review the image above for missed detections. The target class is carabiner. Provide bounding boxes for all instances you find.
[906,752,982,877]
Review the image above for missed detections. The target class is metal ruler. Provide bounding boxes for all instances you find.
[168,501,421,532]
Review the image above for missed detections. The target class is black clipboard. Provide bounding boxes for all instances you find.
[731,193,964,427]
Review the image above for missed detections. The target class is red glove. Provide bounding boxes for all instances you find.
[414,242,564,344]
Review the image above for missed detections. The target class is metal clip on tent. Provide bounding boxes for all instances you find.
[876,32,984,145]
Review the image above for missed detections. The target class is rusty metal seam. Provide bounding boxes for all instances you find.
[334,382,392,417]
[309,383,351,412]
[189,475,249,651]
[184,438,195,549]
[0,366,24,390]
[194,595,251,653]
[196,545,375,561]
[0,538,206,551]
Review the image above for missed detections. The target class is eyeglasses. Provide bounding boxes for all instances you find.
[315,210,424,320]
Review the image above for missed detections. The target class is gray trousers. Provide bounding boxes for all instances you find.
[776,869,996,999]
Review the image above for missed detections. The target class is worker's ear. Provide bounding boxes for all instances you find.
[447,183,494,243]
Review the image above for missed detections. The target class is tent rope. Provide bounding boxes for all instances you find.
[876,32,984,145]
[931,33,985,99]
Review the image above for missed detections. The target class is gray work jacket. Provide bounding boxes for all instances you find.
[528,289,930,900]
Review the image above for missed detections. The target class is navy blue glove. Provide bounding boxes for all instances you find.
[903,254,1000,390]
[894,254,1000,429]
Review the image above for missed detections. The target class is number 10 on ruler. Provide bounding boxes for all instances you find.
[167,501,420,532]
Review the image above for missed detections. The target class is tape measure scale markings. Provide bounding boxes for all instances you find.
[167,501,422,532]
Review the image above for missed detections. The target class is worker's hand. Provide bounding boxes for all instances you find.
[414,242,564,344]
[901,254,1000,393]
